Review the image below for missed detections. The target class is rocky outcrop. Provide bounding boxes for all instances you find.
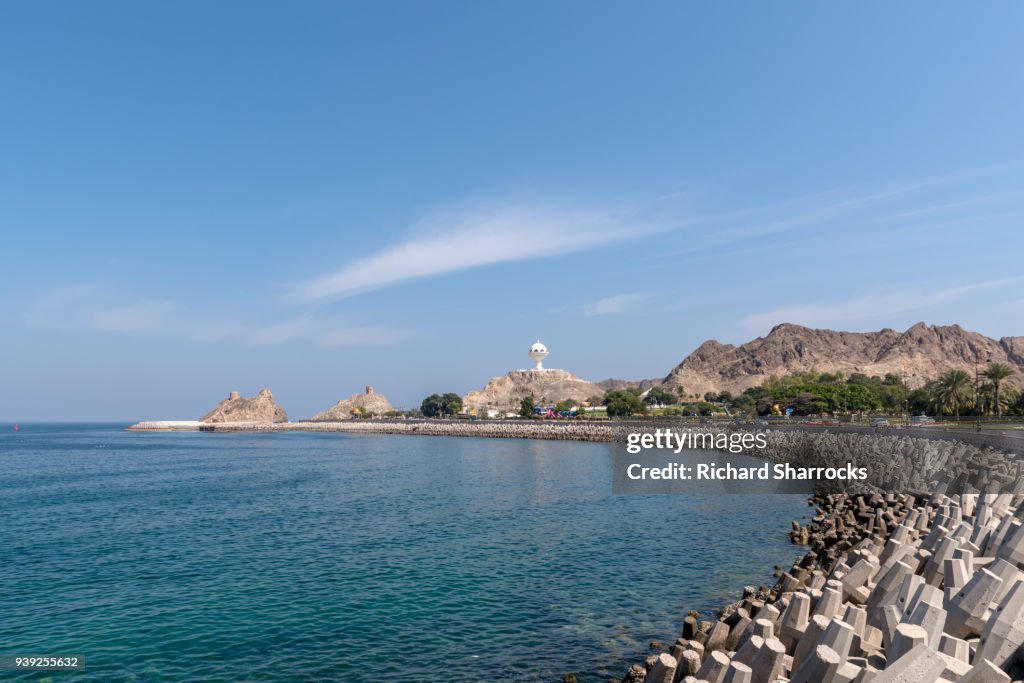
[595,377,662,392]
[659,322,1023,398]
[201,389,288,423]
[462,369,605,411]
[309,387,395,420]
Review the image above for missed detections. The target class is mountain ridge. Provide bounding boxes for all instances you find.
[639,322,1022,398]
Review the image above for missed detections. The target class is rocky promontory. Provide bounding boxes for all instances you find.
[309,386,395,420]
[462,368,604,411]
[201,389,288,423]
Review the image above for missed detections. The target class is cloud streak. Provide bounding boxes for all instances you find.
[298,203,658,301]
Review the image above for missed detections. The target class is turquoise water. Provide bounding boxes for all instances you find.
[0,424,808,682]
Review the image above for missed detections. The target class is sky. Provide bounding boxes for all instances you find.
[3,2,1024,420]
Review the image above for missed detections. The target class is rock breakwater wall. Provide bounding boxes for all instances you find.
[622,488,1024,682]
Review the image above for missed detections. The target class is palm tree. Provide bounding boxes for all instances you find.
[981,362,1015,418]
[932,370,973,419]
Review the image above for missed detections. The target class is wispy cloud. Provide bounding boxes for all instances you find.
[739,277,1024,336]
[642,163,1024,266]
[298,203,661,301]
[583,292,650,316]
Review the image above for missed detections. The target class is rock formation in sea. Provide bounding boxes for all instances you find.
[201,388,288,423]
[621,322,1023,399]
[462,369,605,411]
[308,386,395,420]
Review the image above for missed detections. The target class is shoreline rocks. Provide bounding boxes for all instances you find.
[200,388,288,423]
[626,489,1024,682]
[309,386,395,420]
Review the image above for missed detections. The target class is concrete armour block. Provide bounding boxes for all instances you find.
[906,600,947,649]
[815,587,845,620]
[947,568,1003,639]
[880,605,903,653]
[749,637,786,683]
[820,617,858,661]
[946,558,973,604]
[835,661,863,683]
[936,651,972,680]
[986,558,1023,605]
[843,559,882,600]
[789,644,842,683]
[707,621,730,652]
[894,574,926,620]
[996,522,1024,568]
[939,634,971,662]
[845,605,868,638]
[976,578,1024,669]
[954,658,1012,683]
[695,649,731,683]
[891,623,929,663]
[780,592,812,653]
[734,635,763,666]
[722,661,753,683]
[643,653,678,683]
[871,643,946,683]
[679,649,702,678]
[902,583,943,623]
[727,616,752,651]
[792,615,830,670]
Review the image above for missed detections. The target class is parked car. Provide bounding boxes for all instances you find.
[869,418,890,427]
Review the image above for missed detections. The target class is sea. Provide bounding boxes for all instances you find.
[0,424,809,682]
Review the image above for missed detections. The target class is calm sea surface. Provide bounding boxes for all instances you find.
[0,424,809,682]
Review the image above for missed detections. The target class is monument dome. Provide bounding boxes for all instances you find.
[528,340,549,370]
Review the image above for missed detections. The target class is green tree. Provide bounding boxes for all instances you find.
[907,388,931,414]
[519,394,536,418]
[931,370,973,419]
[982,362,1015,418]
[785,392,830,416]
[645,387,677,406]
[420,392,463,417]
[603,389,646,417]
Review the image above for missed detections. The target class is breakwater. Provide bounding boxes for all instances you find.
[623,488,1024,682]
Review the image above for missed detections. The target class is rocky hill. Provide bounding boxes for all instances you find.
[659,322,1023,398]
[309,387,395,420]
[463,369,604,411]
[595,377,661,392]
[201,389,288,423]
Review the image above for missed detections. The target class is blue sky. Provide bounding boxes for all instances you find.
[3,2,1024,420]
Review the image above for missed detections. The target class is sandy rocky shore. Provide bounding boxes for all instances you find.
[127,419,1024,681]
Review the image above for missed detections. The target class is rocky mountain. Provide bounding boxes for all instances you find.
[595,377,661,392]
[309,387,395,420]
[659,322,1023,398]
[463,369,604,411]
[201,389,288,423]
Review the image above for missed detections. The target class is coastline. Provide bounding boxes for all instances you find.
[126,419,1024,680]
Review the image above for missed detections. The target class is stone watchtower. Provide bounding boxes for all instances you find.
[365,385,374,395]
